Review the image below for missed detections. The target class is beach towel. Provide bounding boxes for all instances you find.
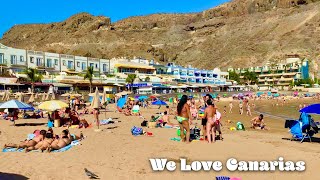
[216,176,230,180]
[2,140,81,153]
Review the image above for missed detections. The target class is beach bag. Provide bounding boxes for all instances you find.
[190,126,201,140]
[236,122,245,131]
[131,126,143,136]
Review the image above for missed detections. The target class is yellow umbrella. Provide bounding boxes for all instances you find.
[91,87,100,109]
[29,93,35,103]
[51,92,56,100]
[38,100,68,111]
[35,93,38,99]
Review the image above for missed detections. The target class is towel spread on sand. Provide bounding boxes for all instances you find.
[2,140,81,153]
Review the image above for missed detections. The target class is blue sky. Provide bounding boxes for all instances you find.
[0,0,229,38]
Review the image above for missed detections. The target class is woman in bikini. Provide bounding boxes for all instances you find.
[47,130,71,152]
[4,130,47,149]
[204,100,218,143]
[176,95,191,143]
[25,132,54,152]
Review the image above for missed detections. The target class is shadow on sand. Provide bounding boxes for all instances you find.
[0,172,29,180]
[14,123,46,127]
[282,137,320,143]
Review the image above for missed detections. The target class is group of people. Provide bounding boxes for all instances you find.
[177,94,222,144]
[4,128,84,152]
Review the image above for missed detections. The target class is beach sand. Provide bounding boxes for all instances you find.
[0,98,320,180]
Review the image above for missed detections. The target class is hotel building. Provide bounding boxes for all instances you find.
[0,43,230,93]
[228,56,309,90]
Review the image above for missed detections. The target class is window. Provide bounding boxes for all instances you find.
[67,61,74,69]
[47,59,52,68]
[30,57,34,63]
[90,63,94,67]
[82,62,86,70]
[20,56,24,62]
[36,58,42,66]
[0,53,4,64]
[77,62,80,67]
[10,55,17,64]
[62,60,66,66]
[95,64,98,69]
[54,59,58,65]
[103,64,107,72]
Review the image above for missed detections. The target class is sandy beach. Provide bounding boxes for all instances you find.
[0,97,320,180]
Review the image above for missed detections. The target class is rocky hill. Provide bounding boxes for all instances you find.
[1,0,320,72]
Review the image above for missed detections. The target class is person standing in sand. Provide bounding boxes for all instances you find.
[229,102,233,113]
[204,100,221,143]
[239,101,243,115]
[176,95,191,143]
[93,108,100,129]
[246,103,252,116]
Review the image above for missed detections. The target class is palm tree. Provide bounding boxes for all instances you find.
[25,68,42,93]
[126,74,137,91]
[84,66,94,93]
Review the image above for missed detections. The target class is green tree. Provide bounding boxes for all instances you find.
[125,74,137,91]
[228,70,240,83]
[243,71,258,85]
[145,76,151,82]
[84,66,94,93]
[25,68,42,93]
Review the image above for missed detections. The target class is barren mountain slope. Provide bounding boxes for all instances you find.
[1,0,320,71]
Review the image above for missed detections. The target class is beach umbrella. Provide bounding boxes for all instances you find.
[0,100,34,110]
[42,93,46,101]
[152,100,167,106]
[149,95,157,99]
[45,92,50,100]
[17,93,23,102]
[115,91,131,97]
[91,87,100,109]
[51,92,56,100]
[138,96,148,100]
[299,104,320,115]
[116,95,127,109]
[28,93,35,103]
[101,90,106,105]
[38,100,68,111]
[35,93,38,99]
[5,91,11,101]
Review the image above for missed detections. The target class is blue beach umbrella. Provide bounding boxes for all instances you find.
[117,95,127,108]
[152,100,167,106]
[299,104,320,115]
[138,96,148,100]
[0,100,34,110]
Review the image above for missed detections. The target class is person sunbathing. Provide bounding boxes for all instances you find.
[25,132,54,152]
[47,130,83,152]
[4,130,47,149]
[47,130,71,152]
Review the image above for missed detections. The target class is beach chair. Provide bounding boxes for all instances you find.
[289,120,313,143]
